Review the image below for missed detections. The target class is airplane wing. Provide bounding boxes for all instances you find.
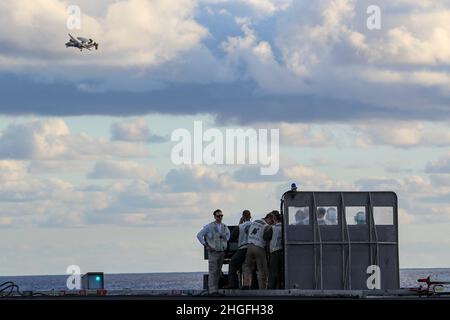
[77,37,89,43]
[68,33,77,42]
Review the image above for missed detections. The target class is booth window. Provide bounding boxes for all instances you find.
[345,206,366,225]
[316,206,338,225]
[288,206,310,225]
[373,206,394,225]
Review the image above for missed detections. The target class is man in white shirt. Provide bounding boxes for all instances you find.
[197,209,230,295]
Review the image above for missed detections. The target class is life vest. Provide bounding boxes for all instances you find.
[206,222,228,251]
[238,220,252,249]
[270,222,283,253]
[248,219,268,248]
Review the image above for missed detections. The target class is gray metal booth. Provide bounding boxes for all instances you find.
[281,191,400,290]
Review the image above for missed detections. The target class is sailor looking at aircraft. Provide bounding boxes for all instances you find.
[295,208,309,225]
[242,212,274,289]
[226,210,252,289]
[317,207,327,225]
[265,211,283,289]
[196,209,230,295]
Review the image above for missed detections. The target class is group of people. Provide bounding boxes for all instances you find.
[294,207,338,225]
[295,207,366,225]
[196,209,283,295]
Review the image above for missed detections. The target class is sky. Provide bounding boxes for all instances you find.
[0,0,450,276]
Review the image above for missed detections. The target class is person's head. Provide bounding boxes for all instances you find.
[295,208,309,222]
[242,210,251,222]
[327,208,337,223]
[355,211,366,225]
[213,209,223,222]
[317,207,326,219]
[271,210,282,223]
[264,212,275,225]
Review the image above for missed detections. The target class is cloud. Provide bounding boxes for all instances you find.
[0,0,208,67]
[0,119,149,160]
[0,161,27,181]
[27,160,88,174]
[87,160,161,180]
[354,174,450,223]
[355,176,433,195]
[202,0,292,18]
[368,12,450,66]
[1,1,450,123]
[278,122,337,147]
[233,164,352,191]
[0,162,231,228]
[0,119,70,159]
[232,166,284,182]
[353,121,450,148]
[221,17,308,94]
[429,174,450,188]
[426,152,450,173]
[161,166,233,192]
[111,118,168,143]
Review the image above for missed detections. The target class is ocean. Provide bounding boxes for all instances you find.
[1,269,449,292]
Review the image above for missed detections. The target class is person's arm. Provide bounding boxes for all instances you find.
[263,225,273,241]
[225,225,231,241]
[196,225,208,246]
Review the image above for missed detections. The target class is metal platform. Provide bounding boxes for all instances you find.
[3,289,450,299]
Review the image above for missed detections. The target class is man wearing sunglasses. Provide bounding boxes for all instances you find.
[197,209,230,295]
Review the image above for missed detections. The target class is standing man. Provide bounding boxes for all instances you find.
[197,209,230,295]
[265,211,283,289]
[227,210,252,289]
[242,212,274,289]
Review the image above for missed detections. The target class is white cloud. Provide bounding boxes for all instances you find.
[87,160,161,180]
[0,119,149,160]
[241,0,292,15]
[282,165,352,190]
[233,163,352,190]
[353,121,450,148]
[0,119,70,159]
[0,0,208,68]
[369,13,450,66]
[0,163,228,228]
[278,122,337,147]
[278,0,358,77]
[202,0,292,17]
[111,118,168,143]
[161,166,234,192]
[221,18,308,93]
[0,161,27,181]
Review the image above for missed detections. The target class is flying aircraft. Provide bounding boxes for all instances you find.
[65,34,98,51]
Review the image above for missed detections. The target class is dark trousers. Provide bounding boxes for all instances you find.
[268,250,283,289]
[228,248,247,289]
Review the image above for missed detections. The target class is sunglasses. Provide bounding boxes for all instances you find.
[216,215,223,218]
